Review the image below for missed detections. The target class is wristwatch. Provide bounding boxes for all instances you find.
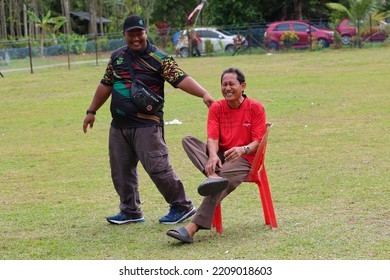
[86,110,96,115]
[243,146,250,155]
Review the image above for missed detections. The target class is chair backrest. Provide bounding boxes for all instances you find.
[244,122,272,182]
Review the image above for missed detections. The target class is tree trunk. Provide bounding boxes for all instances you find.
[0,0,6,39]
[97,0,103,35]
[61,0,72,35]
[293,0,302,20]
[23,3,28,37]
[40,30,45,57]
[28,0,39,40]
[86,0,97,35]
[14,1,22,38]
[9,0,15,37]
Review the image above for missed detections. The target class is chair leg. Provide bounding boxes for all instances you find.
[258,167,278,229]
[212,203,223,234]
[257,181,271,224]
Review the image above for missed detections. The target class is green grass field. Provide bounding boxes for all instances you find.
[0,47,389,260]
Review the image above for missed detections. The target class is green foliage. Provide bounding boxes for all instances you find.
[204,39,214,55]
[217,39,224,51]
[54,33,88,54]
[97,37,110,52]
[26,10,66,33]
[71,36,87,54]
[326,0,380,48]
[280,30,299,48]
[0,36,29,48]
[206,0,265,26]
[331,32,343,49]
[26,9,67,56]
[308,36,323,51]
[152,0,198,29]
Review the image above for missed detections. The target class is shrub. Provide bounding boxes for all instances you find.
[332,32,343,49]
[108,38,125,50]
[280,31,299,48]
[97,37,109,52]
[204,39,214,55]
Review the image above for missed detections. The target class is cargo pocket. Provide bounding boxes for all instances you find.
[145,148,170,174]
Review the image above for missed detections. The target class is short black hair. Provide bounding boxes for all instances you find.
[220,68,245,84]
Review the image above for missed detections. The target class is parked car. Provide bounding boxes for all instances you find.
[336,19,388,45]
[176,27,246,57]
[264,20,334,49]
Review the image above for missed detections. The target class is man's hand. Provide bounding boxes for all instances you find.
[83,114,95,133]
[203,92,215,107]
[224,147,245,162]
[205,154,222,177]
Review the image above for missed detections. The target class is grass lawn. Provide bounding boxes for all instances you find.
[0,47,389,260]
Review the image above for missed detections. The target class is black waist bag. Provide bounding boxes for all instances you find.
[131,79,164,114]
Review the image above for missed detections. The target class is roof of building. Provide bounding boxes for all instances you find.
[70,11,111,24]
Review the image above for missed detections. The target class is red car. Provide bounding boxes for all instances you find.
[336,19,388,45]
[264,20,334,49]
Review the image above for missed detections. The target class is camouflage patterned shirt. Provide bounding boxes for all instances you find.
[101,40,188,128]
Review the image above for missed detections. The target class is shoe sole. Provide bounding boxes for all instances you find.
[107,217,145,225]
[159,207,196,225]
[198,178,229,196]
[166,226,194,243]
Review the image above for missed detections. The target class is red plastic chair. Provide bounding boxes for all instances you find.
[212,122,277,234]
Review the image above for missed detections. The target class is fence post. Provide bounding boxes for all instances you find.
[95,33,98,66]
[66,34,71,70]
[28,38,33,74]
[370,14,373,47]
[248,27,252,54]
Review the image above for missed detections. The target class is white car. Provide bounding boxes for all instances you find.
[176,27,246,57]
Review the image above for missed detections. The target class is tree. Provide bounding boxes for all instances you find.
[61,0,72,35]
[326,0,380,47]
[206,0,265,26]
[5,0,24,38]
[293,0,303,20]
[152,0,198,29]
[0,0,6,39]
[27,10,66,56]
[134,0,156,28]
[104,0,130,32]
[85,0,97,35]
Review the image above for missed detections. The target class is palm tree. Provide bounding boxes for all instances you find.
[326,0,379,47]
[104,0,129,31]
[27,10,66,57]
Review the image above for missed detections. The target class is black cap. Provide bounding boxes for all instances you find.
[123,15,147,32]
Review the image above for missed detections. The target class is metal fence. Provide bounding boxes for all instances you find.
[1,19,387,76]
[0,21,276,74]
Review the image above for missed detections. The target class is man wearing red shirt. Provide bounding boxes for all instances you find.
[167,68,266,243]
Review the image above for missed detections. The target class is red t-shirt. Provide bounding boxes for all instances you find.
[207,96,266,164]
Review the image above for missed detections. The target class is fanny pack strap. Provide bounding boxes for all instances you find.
[125,51,136,82]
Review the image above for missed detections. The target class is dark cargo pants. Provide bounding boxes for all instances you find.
[109,125,193,218]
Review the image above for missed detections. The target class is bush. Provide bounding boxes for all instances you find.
[108,38,125,50]
[204,39,214,55]
[45,44,67,56]
[97,37,109,52]
[280,31,298,48]
[331,32,343,49]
